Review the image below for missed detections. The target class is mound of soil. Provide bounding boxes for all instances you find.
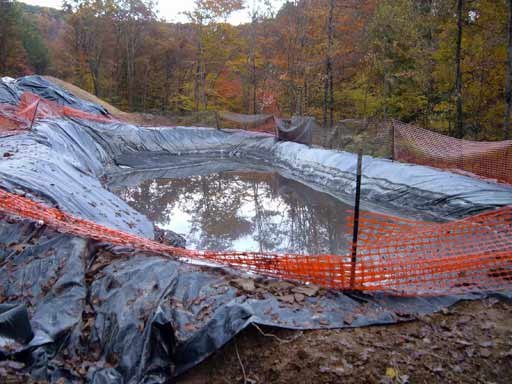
[43,76,176,126]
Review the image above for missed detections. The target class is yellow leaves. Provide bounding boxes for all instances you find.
[384,367,410,384]
[385,367,398,379]
[194,0,244,22]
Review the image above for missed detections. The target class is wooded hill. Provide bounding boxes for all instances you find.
[1,0,512,140]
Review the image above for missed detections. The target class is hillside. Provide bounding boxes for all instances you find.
[44,76,186,126]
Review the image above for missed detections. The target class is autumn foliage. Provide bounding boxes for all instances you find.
[1,0,512,140]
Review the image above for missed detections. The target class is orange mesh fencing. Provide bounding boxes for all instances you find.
[0,188,510,296]
[3,94,511,185]
[392,120,512,184]
[353,210,512,295]
[0,92,114,134]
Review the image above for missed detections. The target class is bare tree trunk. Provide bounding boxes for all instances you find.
[249,12,257,114]
[454,0,464,138]
[470,65,484,139]
[0,13,7,73]
[504,0,512,139]
[323,0,335,129]
[251,54,257,113]
[329,59,334,126]
[163,53,174,112]
[425,0,435,129]
[201,52,207,110]
[0,31,7,74]
[142,61,150,113]
[297,1,308,115]
[194,45,201,112]
[0,1,12,74]
[303,74,308,115]
[124,19,138,111]
[194,22,207,112]
[88,50,102,97]
[90,65,100,96]
[194,24,202,112]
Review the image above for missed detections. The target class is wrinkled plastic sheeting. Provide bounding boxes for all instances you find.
[0,304,33,345]
[0,217,86,377]
[0,215,490,383]
[15,76,110,116]
[276,115,316,146]
[86,123,512,219]
[0,81,20,105]
[1,76,512,382]
[91,252,482,378]
[1,76,512,218]
[218,111,274,126]
[0,128,154,238]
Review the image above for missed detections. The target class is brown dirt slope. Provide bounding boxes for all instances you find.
[43,76,136,122]
[178,298,512,384]
[43,76,176,126]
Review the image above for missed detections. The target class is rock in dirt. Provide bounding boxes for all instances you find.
[278,295,296,304]
[155,227,186,248]
[293,293,305,303]
[291,285,319,297]
[231,278,256,292]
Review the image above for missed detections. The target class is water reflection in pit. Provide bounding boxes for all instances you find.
[115,172,353,255]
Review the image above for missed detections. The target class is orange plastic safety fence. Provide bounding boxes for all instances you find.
[392,120,512,184]
[0,188,511,296]
[352,210,512,295]
[0,92,114,134]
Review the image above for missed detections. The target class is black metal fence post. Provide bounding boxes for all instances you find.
[215,111,220,129]
[390,119,395,161]
[350,149,363,289]
[29,99,41,130]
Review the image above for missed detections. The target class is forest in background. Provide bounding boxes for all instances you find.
[1,0,512,140]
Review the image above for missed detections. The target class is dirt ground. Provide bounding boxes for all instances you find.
[178,298,512,384]
[1,298,510,383]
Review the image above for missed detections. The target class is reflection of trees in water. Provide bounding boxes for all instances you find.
[194,174,253,250]
[249,179,283,253]
[116,171,351,254]
[275,177,349,254]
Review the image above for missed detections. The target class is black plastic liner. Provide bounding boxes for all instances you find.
[276,116,316,145]
[0,304,34,345]
[1,215,491,383]
[15,76,110,116]
[0,79,20,105]
[0,76,511,383]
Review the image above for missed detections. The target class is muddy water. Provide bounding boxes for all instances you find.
[115,171,353,255]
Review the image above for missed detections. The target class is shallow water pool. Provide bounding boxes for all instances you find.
[114,171,353,255]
